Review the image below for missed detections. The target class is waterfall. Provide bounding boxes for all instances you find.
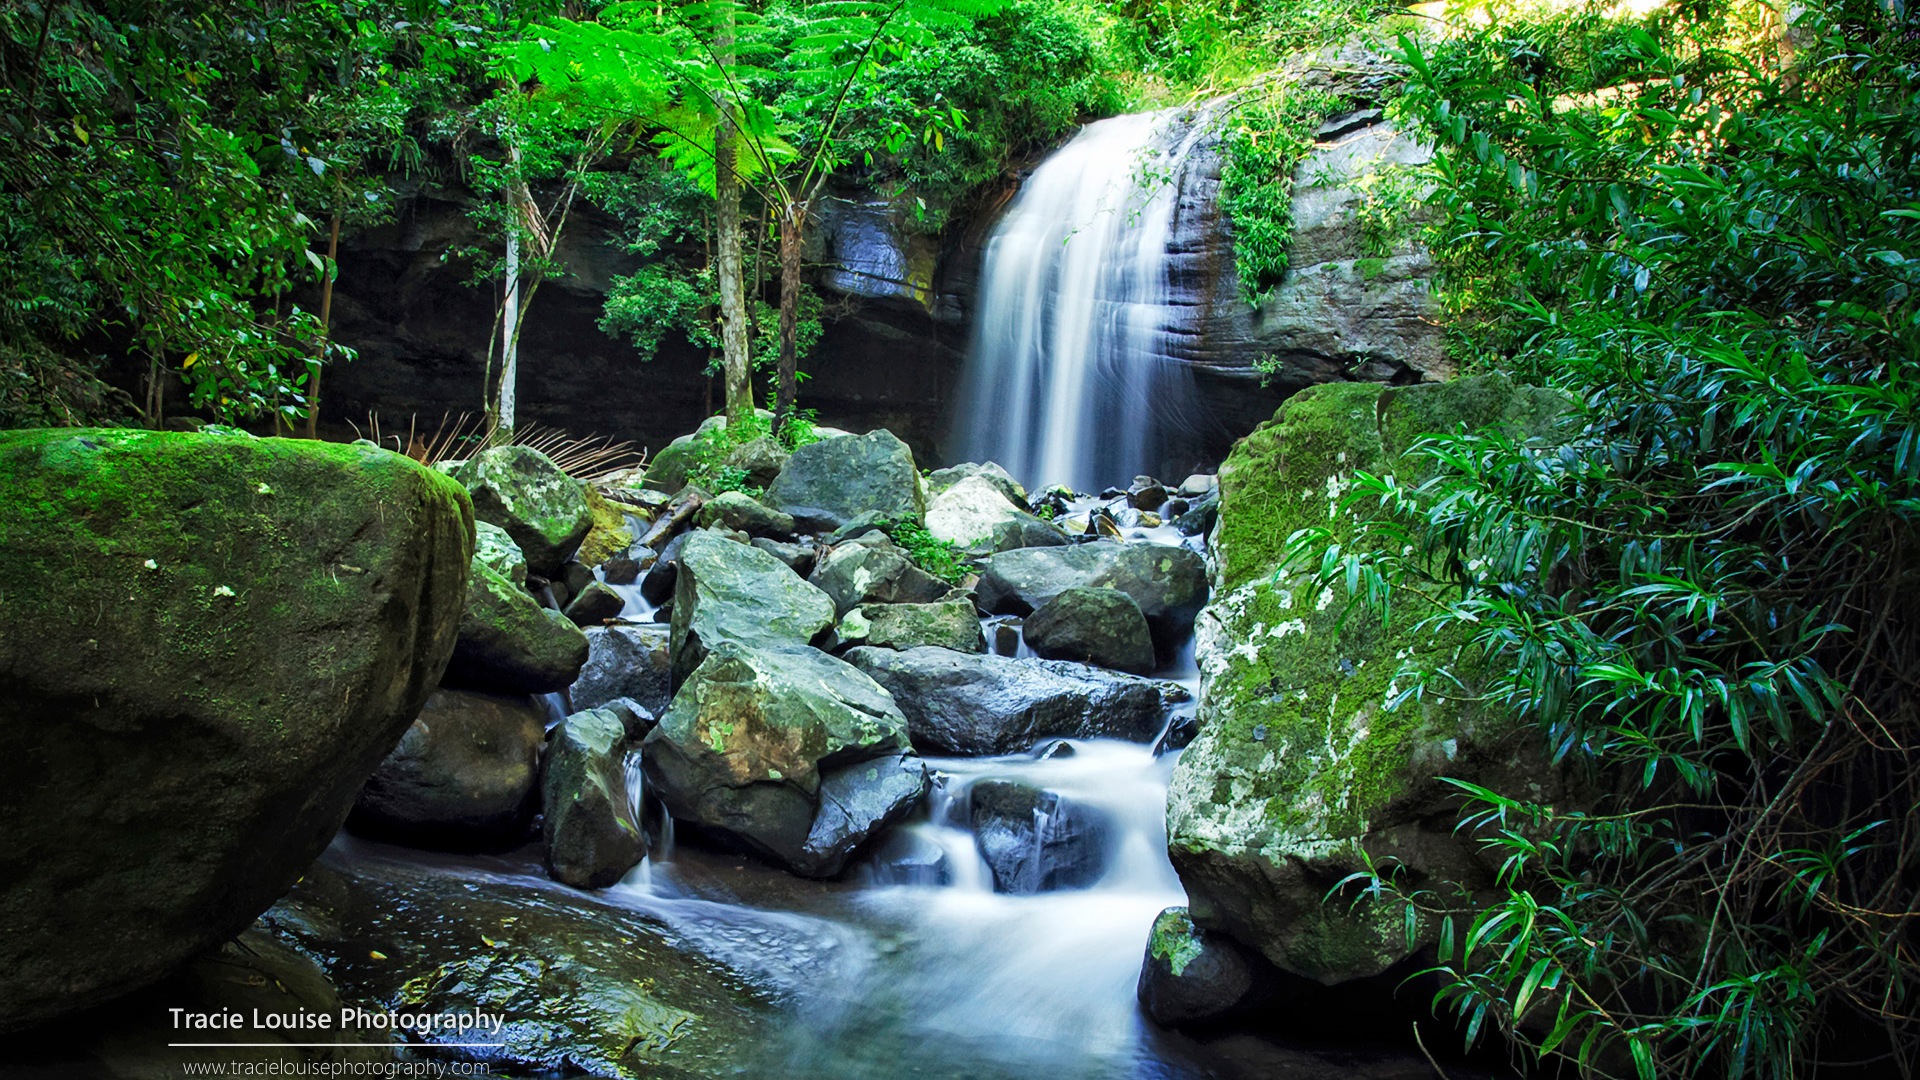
[952,108,1214,493]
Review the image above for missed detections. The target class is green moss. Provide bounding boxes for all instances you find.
[1149,908,1206,978]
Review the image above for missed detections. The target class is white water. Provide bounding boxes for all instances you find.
[952,109,1213,493]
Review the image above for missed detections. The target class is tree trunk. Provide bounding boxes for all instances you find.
[715,114,752,426]
[497,222,521,435]
[775,200,806,426]
[305,211,341,439]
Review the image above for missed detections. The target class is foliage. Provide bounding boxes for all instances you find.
[1217,85,1340,304]
[1109,0,1403,93]
[877,516,967,583]
[1293,2,1920,1076]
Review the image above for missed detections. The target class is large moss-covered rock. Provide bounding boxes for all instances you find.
[474,520,528,586]
[670,531,836,685]
[765,428,923,530]
[643,642,926,877]
[0,429,471,1028]
[346,688,545,850]
[843,646,1184,755]
[575,486,642,568]
[448,444,592,575]
[924,475,1067,555]
[1167,376,1571,986]
[1024,586,1156,675]
[543,709,644,888]
[975,542,1208,660]
[445,558,589,694]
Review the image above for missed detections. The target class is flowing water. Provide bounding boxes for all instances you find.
[951,108,1215,493]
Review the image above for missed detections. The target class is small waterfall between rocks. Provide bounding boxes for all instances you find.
[952,108,1216,493]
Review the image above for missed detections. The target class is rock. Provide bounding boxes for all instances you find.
[991,620,1022,657]
[0,429,470,1029]
[447,445,592,575]
[1179,474,1217,497]
[1137,907,1273,1026]
[808,541,949,616]
[926,461,1029,508]
[640,529,691,606]
[264,850,776,1078]
[602,552,642,585]
[346,688,545,850]
[1168,376,1575,986]
[826,509,893,544]
[750,536,816,576]
[572,623,673,717]
[1175,494,1218,537]
[598,696,659,741]
[842,647,1184,755]
[725,435,791,487]
[969,779,1107,893]
[696,490,797,537]
[474,520,527,586]
[765,428,922,530]
[975,542,1209,660]
[642,430,704,492]
[1024,586,1157,675]
[831,599,986,653]
[642,643,927,877]
[543,709,645,889]
[1127,477,1170,512]
[562,559,596,599]
[670,531,837,685]
[564,580,625,626]
[446,558,590,694]
[575,487,639,568]
[925,475,1069,555]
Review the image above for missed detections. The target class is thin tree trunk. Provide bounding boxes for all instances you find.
[775,200,806,426]
[498,223,521,434]
[305,210,341,439]
[715,114,752,425]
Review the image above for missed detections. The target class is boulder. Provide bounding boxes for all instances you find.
[842,647,1185,755]
[598,697,659,741]
[543,709,645,888]
[575,487,640,568]
[347,688,546,850]
[975,542,1208,659]
[831,599,986,653]
[642,643,927,877]
[724,435,790,487]
[695,490,796,537]
[640,529,692,606]
[670,531,836,685]
[765,428,922,530]
[1023,586,1157,675]
[969,779,1108,893]
[1137,907,1273,1026]
[924,475,1068,555]
[809,541,949,616]
[750,537,816,576]
[1168,376,1574,986]
[571,623,672,717]
[0,429,470,1028]
[445,559,590,694]
[447,445,592,575]
[563,580,626,626]
[474,520,527,587]
[925,461,1029,508]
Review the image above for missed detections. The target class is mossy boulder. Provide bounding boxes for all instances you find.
[830,598,986,653]
[445,558,590,694]
[1023,586,1156,675]
[1167,376,1573,986]
[346,688,545,851]
[542,709,644,889]
[695,490,797,537]
[670,531,837,686]
[474,520,528,587]
[765,428,923,530]
[808,539,950,616]
[0,429,471,1028]
[643,642,927,878]
[575,486,642,568]
[448,445,591,575]
[975,542,1207,662]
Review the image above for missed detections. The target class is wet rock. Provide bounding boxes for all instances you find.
[765,428,923,530]
[808,540,949,615]
[1154,712,1200,756]
[474,520,527,586]
[571,623,673,717]
[1023,586,1157,675]
[869,830,953,886]
[842,647,1185,755]
[969,779,1107,893]
[925,475,1069,555]
[0,429,470,1028]
[542,709,644,889]
[598,696,659,741]
[1127,476,1170,512]
[1174,493,1218,537]
[975,542,1208,660]
[639,529,691,606]
[447,445,591,575]
[1179,474,1217,498]
[643,643,927,878]
[750,536,816,576]
[830,598,986,653]
[562,560,596,599]
[1169,377,1576,986]
[602,552,642,585]
[1138,907,1273,1026]
[925,461,1029,509]
[446,559,590,695]
[696,490,797,537]
[563,580,625,626]
[347,688,545,850]
[991,620,1023,657]
[725,435,790,487]
[670,531,837,685]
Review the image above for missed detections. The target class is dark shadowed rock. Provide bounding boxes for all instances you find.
[347,688,545,850]
[543,709,644,889]
[563,580,625,626]
[969,779,1108,893]
[975,542,1208,659]
[445,559,590,694]
[1137,906,1274,1026]
[571,623,673,717]
[1024,586,1157,675]
[750,536,816,576]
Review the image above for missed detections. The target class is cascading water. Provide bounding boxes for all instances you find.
[952,108,1215,493]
